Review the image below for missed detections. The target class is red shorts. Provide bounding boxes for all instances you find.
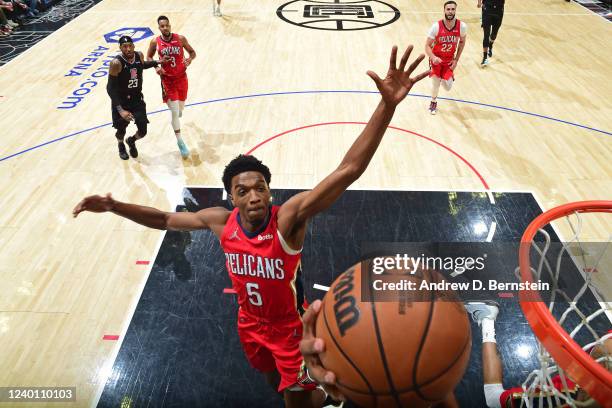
[429,59,454,81]
[161,74,188,102]
[237,309,316,392]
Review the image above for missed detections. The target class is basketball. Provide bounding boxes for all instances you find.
[315,261,471,407]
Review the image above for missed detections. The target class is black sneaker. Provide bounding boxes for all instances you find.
[488,47,493,58]
[118,142,129,160]
[126,136,138,158]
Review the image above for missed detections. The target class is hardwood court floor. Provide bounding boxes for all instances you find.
[0,0,610,406]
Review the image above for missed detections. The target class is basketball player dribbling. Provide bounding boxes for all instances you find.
[425,1,467,115]
[73,45,429,407]
[146,15,196,158]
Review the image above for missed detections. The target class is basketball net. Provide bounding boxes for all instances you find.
[517,201,612,407]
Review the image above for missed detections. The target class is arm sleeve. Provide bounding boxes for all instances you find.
[427,23,438,39]
[460,21,467,37]
[106,75,122,109]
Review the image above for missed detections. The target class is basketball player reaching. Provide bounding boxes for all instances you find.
[146,15,197,159]
[107,36,170,160]
[465,301,611,408]
[74,45,429,407]
[425,1,467,115]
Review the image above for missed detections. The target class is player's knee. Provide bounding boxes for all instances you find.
[115,128,127,141]
[484,383,504,408]
[171,112,180,131]
[442,79,453,91]
[136,123,147,138]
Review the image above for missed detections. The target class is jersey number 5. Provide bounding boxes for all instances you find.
[246,282,263,306]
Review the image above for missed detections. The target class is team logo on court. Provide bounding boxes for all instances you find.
[277,0,400,31]
[103,27,154,43]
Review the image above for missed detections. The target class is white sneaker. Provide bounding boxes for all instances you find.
[465,301,499,325]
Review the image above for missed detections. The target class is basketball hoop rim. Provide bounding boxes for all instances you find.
[518,200,612,405]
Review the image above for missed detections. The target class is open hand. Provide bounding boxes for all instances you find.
[367,45,430,108]
[73,193,115,218]
[119,110,134,122]
[299,300,345,401]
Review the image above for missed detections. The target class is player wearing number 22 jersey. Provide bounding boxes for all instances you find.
[425,1,467,115]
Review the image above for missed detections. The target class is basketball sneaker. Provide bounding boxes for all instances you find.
[488,44,493,58]
[429,100,438,115]
[481,57,489,66]
[465,301,499,325]
[126,136,138,158]
[118,142,129,160]
[177,139,190,158]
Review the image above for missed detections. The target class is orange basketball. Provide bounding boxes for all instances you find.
[315,261,471,407]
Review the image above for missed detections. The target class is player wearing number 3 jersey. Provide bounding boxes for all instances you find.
[73,44,430,407]
[425,1,467,115]
[146,15,196,158]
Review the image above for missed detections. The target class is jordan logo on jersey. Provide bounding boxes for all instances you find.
[229,228,241,241]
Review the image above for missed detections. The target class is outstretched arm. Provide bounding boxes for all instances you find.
[72,193,230,236]
[277,45,429,247]
[140,51,171,69]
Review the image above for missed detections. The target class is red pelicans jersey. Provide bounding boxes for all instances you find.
[156,33,186,77]
[220,206,303,321]
[431,19,463,62]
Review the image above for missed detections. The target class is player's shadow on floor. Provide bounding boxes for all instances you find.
[446,104,503,122]
[220,14,259,42]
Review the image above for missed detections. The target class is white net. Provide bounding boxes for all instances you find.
[517,208,612,408]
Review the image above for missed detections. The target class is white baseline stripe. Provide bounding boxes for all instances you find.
[314,284,330,292]
[486,221,497,242]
